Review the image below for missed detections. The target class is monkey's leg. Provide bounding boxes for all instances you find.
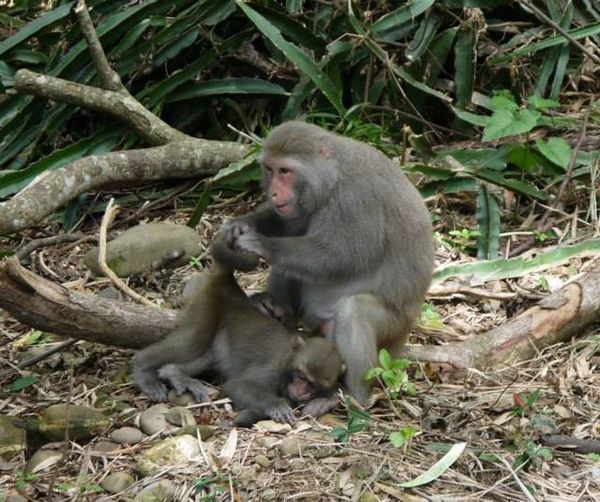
[333,294,396,404]
[132,326,201,402]
[158,355,216,402]
[223,378,295,425]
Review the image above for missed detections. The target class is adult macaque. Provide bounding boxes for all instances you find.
[132,238,344,426]
[222,121,434,407]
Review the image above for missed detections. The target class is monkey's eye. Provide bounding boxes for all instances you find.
[279,167,291,175]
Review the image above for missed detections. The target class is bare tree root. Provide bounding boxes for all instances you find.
[401,265,600,372]
[5,0,249,236]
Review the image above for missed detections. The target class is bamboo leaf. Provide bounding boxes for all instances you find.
[169,78,288,101]
[398,442,467,488]
[371,0,435,34]
[238,1,344,114]
[476,185,500,260]
[433,239,600,284]
[0,2,74,57]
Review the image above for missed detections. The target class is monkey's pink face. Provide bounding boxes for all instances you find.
[287,370,315,402]
[263,159,296,216]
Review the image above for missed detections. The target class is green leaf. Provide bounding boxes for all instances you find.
[238,1,344,114]
[405,11,442,61]
[286,0,303,14]
[492,21,600,63]
[9,375,38,392]
[0,2,74,57]
[371,0,435,34]
[451,107,490,127]
[483,107,540,141]
[398,442,467,488]
[454,21,476,108]
[476,185,500,260]
[535,137,572,170]
[528,96,560,110]
[432,238,600,284]
[169,78,288,101]
[507,145,537,173]
[187,186,213,228]
[248,2,325,53]
[379,348,392,370]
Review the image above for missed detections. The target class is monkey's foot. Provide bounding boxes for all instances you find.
[302,395,339,417]
[158,365,215,402]
[266,402,295,424]
[136,374,168,402]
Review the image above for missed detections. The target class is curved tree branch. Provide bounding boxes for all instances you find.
[14,69,189,146]
[0,140,249,235]
[0,257,175,349]
[75,0,126,93]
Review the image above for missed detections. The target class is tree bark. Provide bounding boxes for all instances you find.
[0,257,175,349]
[400,265,600,371]
[1,257,599,367]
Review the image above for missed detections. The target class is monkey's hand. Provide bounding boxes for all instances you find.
[266,400,296,424]
[302,394,340,418]
[220,219,251,248]
[235,226,268,258]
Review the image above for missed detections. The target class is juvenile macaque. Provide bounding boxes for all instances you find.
[221,121,434,407]
[132,238,344,426]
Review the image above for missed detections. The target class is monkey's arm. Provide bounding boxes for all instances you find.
[235,230,378,281]
[223,203,286,239]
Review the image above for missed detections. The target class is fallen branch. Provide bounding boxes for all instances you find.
[14,69,188,146]
[0,257,175,349]
[97,199,155,307]
[401,264,600,371]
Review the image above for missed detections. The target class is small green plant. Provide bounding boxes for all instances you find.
[365,349,415,399]
[513,440,552,471]
[511,389,540,417]
[533,230,553,243]
[390,425,419,448]
[418,303,446,331]
[56,480,103,495]
[537,276,551,292]
[14,470,38,490]
[448,228,480,252]
[194,476,227,501]
[328,399,372,443]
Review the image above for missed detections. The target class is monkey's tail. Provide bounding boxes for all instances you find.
[210,237,260,273]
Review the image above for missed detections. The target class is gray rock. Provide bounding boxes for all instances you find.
[84,223,202,277]
[39,404,108,441]
[25,448,63,473]
[167,390,195,406]
[136,436,199,476]
[139,404,176,436]
[255,454,272,468]
[101,471,135,493]
[278,436,306,457]
[175,425,214,441]
[0,416,26,459]
[133,480,178,502]
[165,407,195,427]
[111,426,145,445]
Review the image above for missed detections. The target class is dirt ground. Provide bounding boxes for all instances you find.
[1,193,599,501]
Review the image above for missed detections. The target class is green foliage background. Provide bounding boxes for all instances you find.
[1,0,599,251]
